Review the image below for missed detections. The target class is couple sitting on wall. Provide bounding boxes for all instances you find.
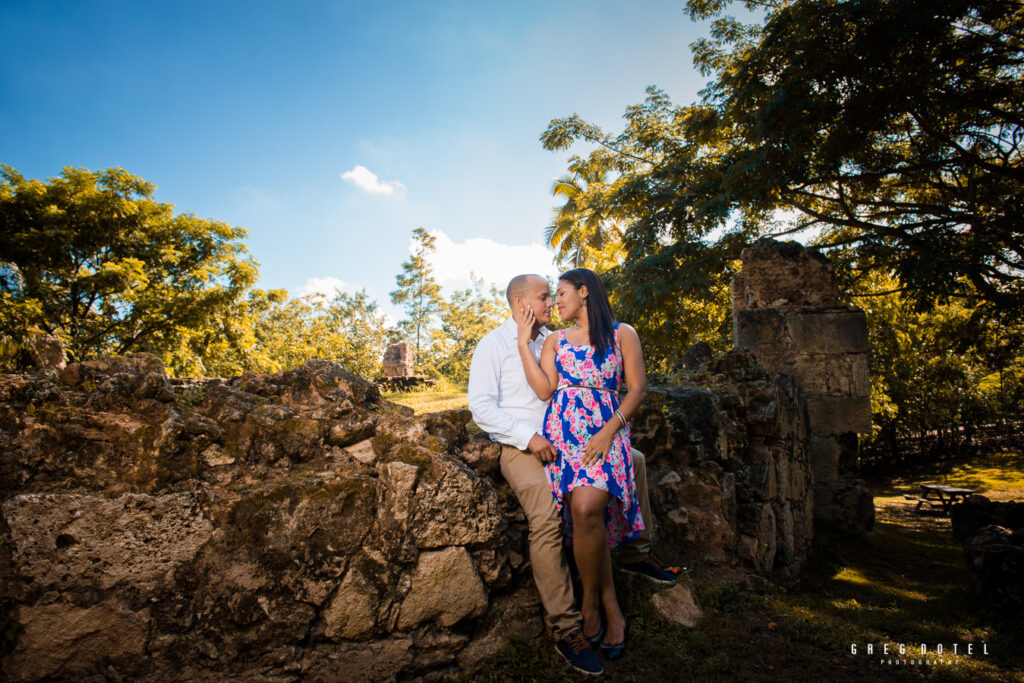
[468,268,679,676]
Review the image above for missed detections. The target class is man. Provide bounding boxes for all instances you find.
[468,273,677,676]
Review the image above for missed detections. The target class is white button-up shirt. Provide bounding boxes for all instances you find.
[468,316,551,450]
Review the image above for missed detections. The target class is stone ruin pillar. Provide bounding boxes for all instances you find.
[378,341,434,390]
[732,238,875,535]
[381,341,415,378]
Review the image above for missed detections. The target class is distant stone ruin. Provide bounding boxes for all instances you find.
[381,342,414,377]
[377,342,433,391]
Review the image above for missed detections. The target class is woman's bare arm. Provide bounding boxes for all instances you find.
[615,323,648,420]
[515,304,559,400]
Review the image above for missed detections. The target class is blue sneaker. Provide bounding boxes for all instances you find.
[619,557,683,584]
[555,629,604,675]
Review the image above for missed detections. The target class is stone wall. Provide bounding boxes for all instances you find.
[1,357,538,681]
[732,238,875,535]
[1,350,817,680]
[632,349,814,577]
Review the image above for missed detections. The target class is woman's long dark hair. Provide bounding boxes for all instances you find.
[559,268,616,362]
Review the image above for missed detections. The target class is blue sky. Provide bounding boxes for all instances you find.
[1,0,715,321]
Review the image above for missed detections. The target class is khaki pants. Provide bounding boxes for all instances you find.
[499,445,654,639]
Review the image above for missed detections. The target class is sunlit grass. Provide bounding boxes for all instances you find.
[833,568,931,602]
[381,382,468,415]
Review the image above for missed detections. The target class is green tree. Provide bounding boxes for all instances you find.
[541,0,1024,368]
[328,289,391,378]
[246,289,391,380]
[426,276,506,383]
[390,227,443,359]
[544,159,625,271]
[0,165,258,372]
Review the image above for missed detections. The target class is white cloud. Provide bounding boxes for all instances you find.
[340,165,406,196]
[413,229,558,293]
[294,276,352,298]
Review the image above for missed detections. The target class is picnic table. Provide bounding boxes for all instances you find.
[903,484,976,515]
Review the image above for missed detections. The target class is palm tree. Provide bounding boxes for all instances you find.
[544,165,626,272]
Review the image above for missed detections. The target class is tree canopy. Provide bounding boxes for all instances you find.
[0,165,258,367]
[537,0,1024,455]
[541,0,1024,363]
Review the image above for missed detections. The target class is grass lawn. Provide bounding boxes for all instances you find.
[467,449,1024,681]
[382,383,469,415]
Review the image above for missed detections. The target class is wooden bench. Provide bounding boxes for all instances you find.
[905,493,942,509]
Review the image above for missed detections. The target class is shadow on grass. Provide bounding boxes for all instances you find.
[468,493,1023,682]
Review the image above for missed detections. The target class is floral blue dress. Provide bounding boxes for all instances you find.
[542,323,644,547]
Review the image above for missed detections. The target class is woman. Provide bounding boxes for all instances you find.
[514,267,647,659]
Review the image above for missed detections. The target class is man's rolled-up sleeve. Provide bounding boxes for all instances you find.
[468,337,535,451]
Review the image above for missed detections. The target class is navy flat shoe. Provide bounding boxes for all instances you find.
[584,620,605,648]
[601,617,628,660]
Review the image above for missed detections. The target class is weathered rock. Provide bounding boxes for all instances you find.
[634,371,813,578]
[963,524,1024,608]
[814,478,875,536]
[320,568,378,640]
[655,469,735,561]
[4,603,148,681]
[27,333,66,371]
[804,396,872,435]
[397,547,488,629]
[681,341,714,372]
[732,238,839,311]
[381,342,415,378]
[456,586,545,670]
[737,502,777,571]
[651,583,703,628]
[3,491,212,591]
[0,360,516,681]
[951,495,1024,542]
[302,638,414,682]
[732,238,873,535]
[457,436,501,477]
[410,457,503,549]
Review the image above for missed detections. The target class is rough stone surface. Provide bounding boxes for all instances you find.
[5,603,149,681]
[320,569,378,640]
[951,495,1024,542]
[681,341,714,372]
[804,396,872,436]
[398,547,488,628]
[0,359,532,682]
[302,638,414,683]
[633,356,814,578]
[731,238,874,535]
[963,524,1024,608]
[732,238,839,311]
[27,333,66,371]
[457,435,501,477]
[952,496,1024,608]
[651,583,704,629]
[4,491,212,591]
[381,341,415,378]
[814,478,876,536]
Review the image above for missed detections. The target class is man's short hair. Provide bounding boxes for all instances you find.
[506,274,544,308]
